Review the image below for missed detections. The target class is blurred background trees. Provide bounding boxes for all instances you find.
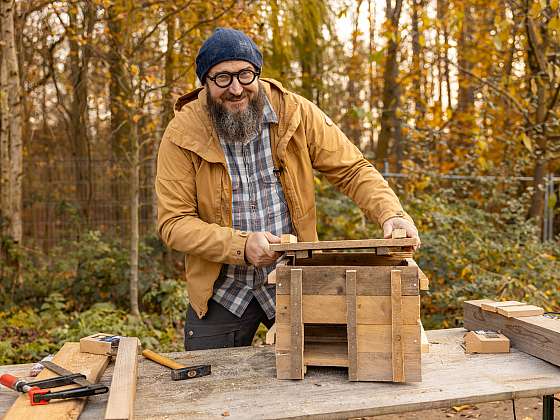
[0,0,558,362]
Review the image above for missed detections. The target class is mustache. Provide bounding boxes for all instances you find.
[221,92,248,101]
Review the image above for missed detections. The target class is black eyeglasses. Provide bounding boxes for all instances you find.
[207,69,260,88]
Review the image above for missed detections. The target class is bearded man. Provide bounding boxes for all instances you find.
[156,28,420,351]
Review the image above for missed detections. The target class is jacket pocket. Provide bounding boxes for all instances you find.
[184,323,239,350]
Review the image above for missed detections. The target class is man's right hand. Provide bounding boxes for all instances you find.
[245,232,282,267]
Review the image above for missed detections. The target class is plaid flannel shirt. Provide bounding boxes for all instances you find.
[213,96,293,319]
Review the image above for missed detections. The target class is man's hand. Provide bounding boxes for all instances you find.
[382,217,421,250]
[245,232,282,267]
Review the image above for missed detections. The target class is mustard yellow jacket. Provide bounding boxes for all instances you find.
[156,78,409,318]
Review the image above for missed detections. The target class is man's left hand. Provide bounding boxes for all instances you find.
[382,217,421,250]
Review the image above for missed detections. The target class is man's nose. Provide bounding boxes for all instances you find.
[227,78,243,96]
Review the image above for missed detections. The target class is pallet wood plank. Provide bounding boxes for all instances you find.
[4,343,109,420]
[276,266,419,296]
[346,270,358,381]
[464,300,560,366]
[295,252,408,267]
[275,295,420,325]
[480,300,524,313]
[358,352,421,382]
[290,268,304,379]
[391,270,405,382]
[270,237,418,252]
[105,337,139,420]
[304,343,348,367]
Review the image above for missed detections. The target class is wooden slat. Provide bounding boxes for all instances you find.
[346,270,358,381]
[420,321,430,353]
[276,266,419,296]
[275,295,420,325]
[267,269,276,284]
[290,268,304,379]
[304,343,348,367]
[295,252,408,267]
[4,343,110,420]
[391,270,405,382]
[358,352,422,382]
[496,305,544,318]
[277,324,420,353]
[105,337,139,420]
[281,234,298,243]
[464,300,560,367]
[391,229,407,239]
[270,238,418,252]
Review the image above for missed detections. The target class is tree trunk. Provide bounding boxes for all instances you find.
[0,0,22,243]
[68,1,94,226]
[129,118,140,318]
[377,0,403,169]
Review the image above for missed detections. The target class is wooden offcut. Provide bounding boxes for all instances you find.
[464,331,510,354]
[391,228,407,239]
[4,343,109,420]
[480,300,524,313]
[496,304,544,318]
[270,237,418,252]
[105,337,139,420]
[464,300,560,367]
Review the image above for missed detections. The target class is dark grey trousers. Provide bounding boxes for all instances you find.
[184,297,275,351]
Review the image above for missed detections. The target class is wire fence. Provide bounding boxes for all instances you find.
[20,158,558,250]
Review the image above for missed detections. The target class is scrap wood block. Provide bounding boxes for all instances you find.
[464,331,510,354]
[480,300,525,313]
[464,300,560,366]
[497,304,544,318]
[391,228,407,239]
[4,343,110,420]
[105,337,139,420]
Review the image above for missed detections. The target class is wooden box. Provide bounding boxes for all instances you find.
[270,237,425,382]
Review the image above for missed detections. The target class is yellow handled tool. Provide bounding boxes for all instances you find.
[141,349,211,381]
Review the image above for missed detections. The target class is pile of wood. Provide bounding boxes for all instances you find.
[270,233,428,382]
[464,299,560,367]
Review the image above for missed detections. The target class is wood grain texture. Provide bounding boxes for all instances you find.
[496,305,544,318]
[270,238,418,252]
[464,300,560,366]
[294,252,408,267]
[3,329,560,419]
[275,295,420,325]
[391,270,405,382]
[276,266,419,296]
[3,342,109,420]
[346,270,358,381]
[105,337,139,420]
[480,300,524,313]
[391,229,407,239]
[290,268,303,379]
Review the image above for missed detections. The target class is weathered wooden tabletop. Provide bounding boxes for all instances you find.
[1,328,560,419]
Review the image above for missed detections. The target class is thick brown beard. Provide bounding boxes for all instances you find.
[207,82,265,144]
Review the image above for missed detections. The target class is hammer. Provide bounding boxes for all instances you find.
[142,349,211,381]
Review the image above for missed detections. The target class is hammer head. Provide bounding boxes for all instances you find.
[171,364,211,381]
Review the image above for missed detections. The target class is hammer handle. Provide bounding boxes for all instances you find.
[142,349,185,370]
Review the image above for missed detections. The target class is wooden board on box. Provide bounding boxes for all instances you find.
[464,300,560,366]
[4,343,109,420]
[270,237,418,252]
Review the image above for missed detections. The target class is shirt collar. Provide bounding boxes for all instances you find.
[262,93,278,124]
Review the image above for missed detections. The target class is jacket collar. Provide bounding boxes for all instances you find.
[171,78,300,164]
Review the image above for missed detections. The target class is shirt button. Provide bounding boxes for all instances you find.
[188,330,194,336]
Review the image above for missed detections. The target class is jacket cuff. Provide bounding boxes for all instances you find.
[230,230,249,265]
[378,210,414,228]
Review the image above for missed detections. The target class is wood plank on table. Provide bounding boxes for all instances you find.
[3,342,109,420]
[276,266,419,296]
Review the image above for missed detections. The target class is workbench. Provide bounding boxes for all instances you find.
[1,328,559,419]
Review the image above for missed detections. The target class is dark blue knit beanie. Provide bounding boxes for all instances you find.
[196,28,263,83]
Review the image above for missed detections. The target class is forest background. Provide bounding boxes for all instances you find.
[0,0,559,364]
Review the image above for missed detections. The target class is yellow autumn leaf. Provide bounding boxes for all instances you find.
[130,64,139,76]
